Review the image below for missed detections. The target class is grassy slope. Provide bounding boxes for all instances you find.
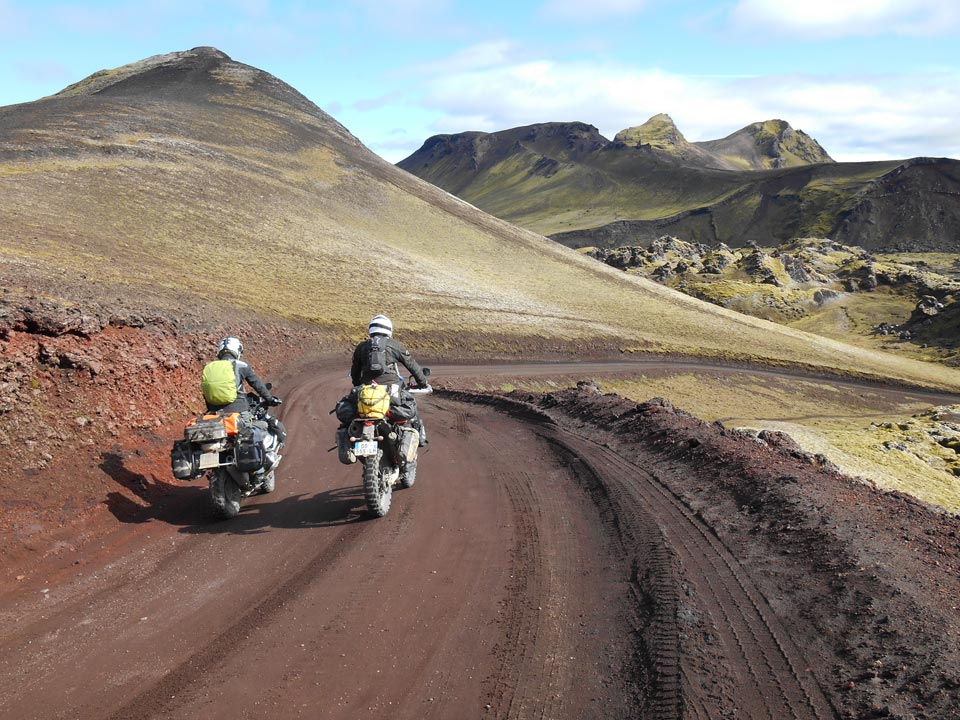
[3,50,960,395]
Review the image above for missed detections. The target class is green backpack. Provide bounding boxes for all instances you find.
[201,360,238,406]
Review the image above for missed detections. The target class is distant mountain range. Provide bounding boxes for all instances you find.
[398,116,960,252]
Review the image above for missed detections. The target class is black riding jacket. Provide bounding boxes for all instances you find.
[351,336,427,388]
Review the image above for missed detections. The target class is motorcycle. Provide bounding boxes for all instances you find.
[335,370,432,518]
[171,388,286,520]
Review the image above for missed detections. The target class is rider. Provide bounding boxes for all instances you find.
[204,336,281,414]
[351,315,429,444]
[203,336,287,464]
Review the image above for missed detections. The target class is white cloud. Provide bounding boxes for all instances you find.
[730,0,960,37]
[539,0,648,21]
[441,40,517,72]
[416,57,960,161]
[353,91,404,112]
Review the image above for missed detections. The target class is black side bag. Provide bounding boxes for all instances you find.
[235,425,266,473]
[267,416,288,444]
[171,439,199,479]
[335,388,359,425]
[389,389,417,422]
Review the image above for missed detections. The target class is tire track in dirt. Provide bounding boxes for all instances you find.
[2,363,865,719]
[96,372,421,719]
[543,427,836,719]
[546,437,680,719]
[441,402,641,720]
[101,515,370,720]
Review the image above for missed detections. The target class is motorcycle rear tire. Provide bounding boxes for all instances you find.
[362,452,392,517]
[399,461,417,489]
[210,469,241,520]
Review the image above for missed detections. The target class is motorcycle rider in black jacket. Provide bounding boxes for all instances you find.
[351,315,429,445]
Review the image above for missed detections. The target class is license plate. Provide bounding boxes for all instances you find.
[199,452,220,469]
[354,440,378,457]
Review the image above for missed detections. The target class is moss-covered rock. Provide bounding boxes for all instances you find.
[583,237,960,361]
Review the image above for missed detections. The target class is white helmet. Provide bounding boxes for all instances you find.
[217,336,243,358]
[368,314,393,337]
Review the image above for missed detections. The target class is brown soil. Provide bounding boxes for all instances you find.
[2,355,959,719]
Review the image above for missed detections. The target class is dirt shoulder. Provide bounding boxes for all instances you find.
[0,288,343,574]
[442,385,960,719]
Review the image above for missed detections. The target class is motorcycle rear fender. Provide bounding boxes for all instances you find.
[348,419,381,441]
[223,463,253,490]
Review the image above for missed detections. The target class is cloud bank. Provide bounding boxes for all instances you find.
[399,47,960,162]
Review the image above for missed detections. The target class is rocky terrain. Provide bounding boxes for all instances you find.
[585,237,960,362]
[0,279,336,570]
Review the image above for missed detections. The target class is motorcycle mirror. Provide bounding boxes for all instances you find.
[422,368,431,377]
[266,382,273,390]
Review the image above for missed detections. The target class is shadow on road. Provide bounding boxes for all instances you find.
[177,484,371,536]
[100,451,209,527]
[99,452,372,533]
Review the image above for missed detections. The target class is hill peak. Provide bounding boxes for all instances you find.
[55,47,236,98]
[700,118,834,169]
[40,46,348,138]
[614,114,687,149]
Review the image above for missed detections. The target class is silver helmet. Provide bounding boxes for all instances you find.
[217,336,243,358]
[368,315,393,337]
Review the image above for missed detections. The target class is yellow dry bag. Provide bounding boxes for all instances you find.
[357,384,390,419]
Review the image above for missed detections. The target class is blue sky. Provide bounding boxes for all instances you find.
[1,0,959,163]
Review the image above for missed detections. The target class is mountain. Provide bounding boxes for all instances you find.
[612,114,832,170]
[398,118,960,251]
[3,48,960,388]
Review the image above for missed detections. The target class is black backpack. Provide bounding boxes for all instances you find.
[366,335,388,378]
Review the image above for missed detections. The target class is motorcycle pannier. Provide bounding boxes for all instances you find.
[170,439,200,479]
[357,384,390,419]
[336,427,357,465]
[399,427,419,463]
[335,389,359,425]
[184,413,237,442]
[235,424,265,472]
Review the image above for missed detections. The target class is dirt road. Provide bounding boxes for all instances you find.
[1,363,958,719]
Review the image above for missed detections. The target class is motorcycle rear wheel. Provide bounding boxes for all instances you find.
[362,452,392,517]
[210,469,241,520]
